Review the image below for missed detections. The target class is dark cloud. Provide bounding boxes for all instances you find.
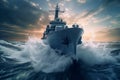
[0,0,47,28]
[82,0,120,18]
[0,30,27,41]
[101,0,120,7]
[0,0,49,41]
[96,28,120,41]
[107,28,120,40]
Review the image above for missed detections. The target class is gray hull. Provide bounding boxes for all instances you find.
[47,28,83,55]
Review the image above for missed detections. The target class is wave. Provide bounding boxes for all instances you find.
[0,38,118,73]
[0,38,120,80]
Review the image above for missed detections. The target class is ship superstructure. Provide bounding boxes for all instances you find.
[42,4,83,55]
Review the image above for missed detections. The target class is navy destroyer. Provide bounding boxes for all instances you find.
[42,4,83,55]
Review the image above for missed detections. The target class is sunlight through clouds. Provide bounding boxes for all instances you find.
[0,0,120,42]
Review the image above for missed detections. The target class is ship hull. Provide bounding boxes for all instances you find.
[47,28,83,55]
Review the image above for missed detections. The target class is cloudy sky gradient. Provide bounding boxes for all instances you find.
[0,0,120,42]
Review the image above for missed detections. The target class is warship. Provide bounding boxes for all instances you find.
[42,4,83,55]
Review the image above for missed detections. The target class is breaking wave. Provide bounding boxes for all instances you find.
[0,37,120,80]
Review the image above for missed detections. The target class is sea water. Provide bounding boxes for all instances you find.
[0,37,120,80]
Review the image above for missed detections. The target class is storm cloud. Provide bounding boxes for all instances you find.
[82,0,120,18]
[0,0,49,40]
[95,28,120,42]
[0,0,120,42]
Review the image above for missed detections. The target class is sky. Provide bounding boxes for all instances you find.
[0,0,120,42]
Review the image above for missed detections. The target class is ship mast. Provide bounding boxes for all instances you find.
[55,3,59,20]
[49,3,64,20]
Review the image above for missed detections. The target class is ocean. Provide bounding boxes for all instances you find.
[0,38,120,80]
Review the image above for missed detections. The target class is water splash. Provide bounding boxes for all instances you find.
[24,37,73,73]
[77,42,116,66]
[0,37,117,73]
